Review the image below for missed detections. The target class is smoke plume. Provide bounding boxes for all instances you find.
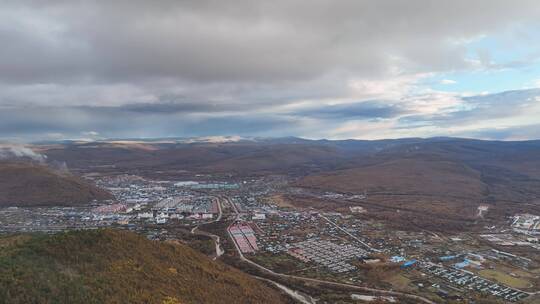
[0,144,47,163]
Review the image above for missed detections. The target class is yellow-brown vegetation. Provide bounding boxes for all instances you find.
[0,229,289,304]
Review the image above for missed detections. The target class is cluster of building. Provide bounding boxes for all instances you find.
[93,203,127,213]
[512,213,540,234]
[254,211,324,253]
[230,195,279,215]
[174,181,239,190]
[0,175,231,232]
[349,206,366,213]
[421,262,529,302]
[229,223,258,254]
[0,206,124,233]
[479,249,532,269]
[314,191,367,201]
[480,233,540,251]
[287,239,368,273]
[151,196,216,221]
[133,196,217,224]
[96,174,169,204]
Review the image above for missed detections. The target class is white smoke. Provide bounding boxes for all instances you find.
[0,144,47,163]
[49,160,70,174]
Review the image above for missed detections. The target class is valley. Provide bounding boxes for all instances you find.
[1,137,540,303]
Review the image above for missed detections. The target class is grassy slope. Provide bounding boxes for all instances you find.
[0,229,289,304]
[296,157,491,231]
[299,158,487,199]
[0,162,112,207]
[43,143,345,176]
[296,149,540,231]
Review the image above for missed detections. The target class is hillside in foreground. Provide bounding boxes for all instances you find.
[0,162,112,207]
[0,229,290,304]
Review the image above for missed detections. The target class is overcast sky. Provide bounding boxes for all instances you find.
[1,0,540,141]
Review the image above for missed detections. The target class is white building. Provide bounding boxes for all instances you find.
[252,213,266,220]
[137,212,153,219]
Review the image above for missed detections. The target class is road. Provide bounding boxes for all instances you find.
[254,276,317,304]
[191,196,224,260]
[319,214,381,252]
[214,196,223,221]
[194,195,533,303]
[225,196,436,304]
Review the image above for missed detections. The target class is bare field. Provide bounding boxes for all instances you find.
[478,269,532,289]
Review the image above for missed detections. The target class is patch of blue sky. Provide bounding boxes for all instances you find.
[426,66,540,94]
[425,33,540,94]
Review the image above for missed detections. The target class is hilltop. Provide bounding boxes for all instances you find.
[0,229,290,304]
[298,138,540,204]
[0,162,112,207]
[296,138,540,231]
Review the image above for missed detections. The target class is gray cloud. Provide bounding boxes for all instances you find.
[1,87,539,141]
[117,99,278,114]
[291,101,407,119]
[0,105,301,140]
[1,1,540,140]
[398,88,540,128]
[1,1,540,85]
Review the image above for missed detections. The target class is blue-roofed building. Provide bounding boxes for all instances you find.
[391,256,405,263]
[454,259,470,269]
[401,259,417,268]
[440,255,458,261]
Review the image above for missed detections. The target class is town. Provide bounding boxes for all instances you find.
[1,173,539,303]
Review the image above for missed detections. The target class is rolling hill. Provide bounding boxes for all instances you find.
[0,229,290,304]
[40,138,540,203]
[42,141,348,176]
[299,157,487,199]
[295,138,540,231]
[34,137,540,230]
[0,162,112,207]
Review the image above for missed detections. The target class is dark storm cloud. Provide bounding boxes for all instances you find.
[463,88,540,106]
[291,101,407,119]
[0,105,299,140]
[120,103,231,114]
[118,99,277,114]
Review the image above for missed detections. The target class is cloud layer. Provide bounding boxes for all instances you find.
[1,1,540,140]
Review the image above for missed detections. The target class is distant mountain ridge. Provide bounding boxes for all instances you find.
[39,136,540,174]
[26,137,540,231]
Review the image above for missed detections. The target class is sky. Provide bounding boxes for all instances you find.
[1,0,540,142]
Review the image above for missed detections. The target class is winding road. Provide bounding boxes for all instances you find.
[223,196,437,304]
[190,196,224,260]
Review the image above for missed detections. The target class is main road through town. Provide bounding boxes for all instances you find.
[223,195,437,304]
[190,196,224,260]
